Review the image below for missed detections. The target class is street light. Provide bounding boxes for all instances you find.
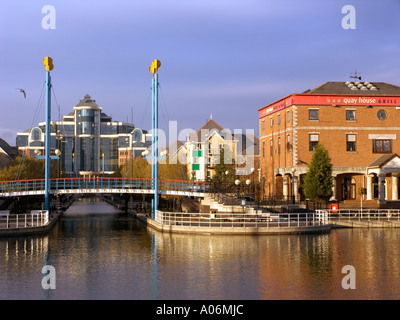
[291,167,296,204]
[55,149,61,178]
[250,167,255,200]
[235,179,240,204]
[224,170,229,194]
[102,153,105,178]
[246,179,251,194]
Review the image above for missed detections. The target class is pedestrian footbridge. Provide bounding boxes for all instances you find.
[0,177,208,198]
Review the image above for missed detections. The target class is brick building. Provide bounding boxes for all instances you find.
[258,81,400,207]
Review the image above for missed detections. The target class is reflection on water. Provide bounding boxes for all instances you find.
[1,198,400,299]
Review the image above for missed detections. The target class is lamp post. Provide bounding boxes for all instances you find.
[250,167,255,201]
[246,179,251,195]
[235,179,240,205]
[291,167,296,204]
[224,170,229,196]
[55,149,61,178]
[72,152,75,177]
[102,153,105,178]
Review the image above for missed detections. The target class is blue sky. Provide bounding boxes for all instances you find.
[0,0,399,144]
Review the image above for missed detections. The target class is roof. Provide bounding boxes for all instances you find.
[166,140,186,157]
[0,138,17,158]
[367,153,399,168]
[0,138,18,168]
[307,81,400,95]
[189,119,237,143]
[74,94,102,110]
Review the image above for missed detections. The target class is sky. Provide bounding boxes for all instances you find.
[0,0,399,145]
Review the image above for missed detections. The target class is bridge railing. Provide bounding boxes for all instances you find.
[0,177,208,194]
[0,210,49,229]
[0,179,46,194]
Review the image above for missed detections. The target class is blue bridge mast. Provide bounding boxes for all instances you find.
[43,57,54,211]
[150,59,161,219]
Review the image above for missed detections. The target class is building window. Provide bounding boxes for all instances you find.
[270,117,273,128]
[346,110,356,121]
[287,110,290,122]
[277,114,281,126]
[287,134,291,152]
[270,139,273,156]
[346,134,356,151]
[262,141,265,158]
[262,120,265,130]
[309,109,319,120]
[309,134,319,151]
[373,139,392,153]
[278,137,281,155]
[377,110,387,120]
[193,149,203,157]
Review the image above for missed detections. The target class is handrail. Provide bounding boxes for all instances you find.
[0,177,209,195]
[0,211,49,229]
[155,211,327,228]
[318,209,400,223]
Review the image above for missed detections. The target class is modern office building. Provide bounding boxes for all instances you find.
[258,80,400,207]
[16,94,151,177]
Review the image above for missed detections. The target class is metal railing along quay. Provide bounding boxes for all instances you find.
[0,210,49,229]
[317,209,400,223]
[155,211,328,228]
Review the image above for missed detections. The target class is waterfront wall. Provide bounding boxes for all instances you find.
[137,214,331,235]
[0,212,60,237]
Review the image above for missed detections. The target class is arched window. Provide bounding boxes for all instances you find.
[372,176,385,199]
[31,127,42,141]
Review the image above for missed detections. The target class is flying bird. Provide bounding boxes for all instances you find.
[16,88,26,98]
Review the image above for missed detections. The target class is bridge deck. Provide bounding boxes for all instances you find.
[0,177,207,197]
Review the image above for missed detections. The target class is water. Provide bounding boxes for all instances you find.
[1,197,400,300]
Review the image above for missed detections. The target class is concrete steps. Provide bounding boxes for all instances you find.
[201,194,269,214]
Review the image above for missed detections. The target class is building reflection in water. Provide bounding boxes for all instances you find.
[1,198,400,300]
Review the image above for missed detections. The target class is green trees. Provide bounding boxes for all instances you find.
[0,156,58,181]
[211,147,235,185]
[120,156,151,179]
[120,156,188,181]
[303,144,333,203]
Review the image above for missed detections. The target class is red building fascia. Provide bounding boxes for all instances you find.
[258,94,400,118]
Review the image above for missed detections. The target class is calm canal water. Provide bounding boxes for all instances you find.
[1,197,400,300]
